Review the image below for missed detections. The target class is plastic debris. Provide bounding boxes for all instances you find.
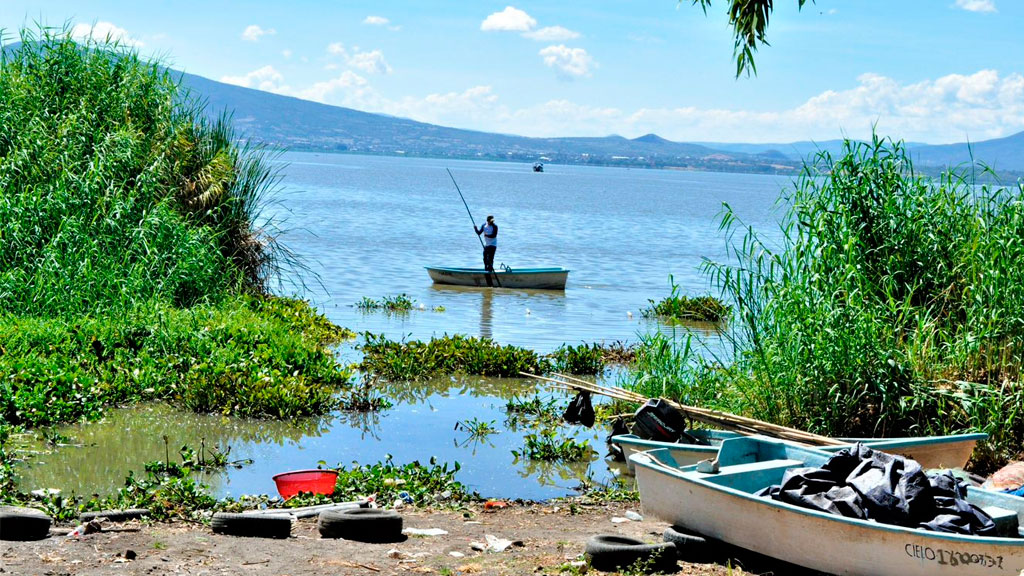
[448,551,465,558]
[624,510,643,521]
[403,528,448,536]
[392,499,405,510]
[610,517,628,524]
[469,534,522,553]
[398,491,414,504]
[66,519,103,538]
[483,500,508,510]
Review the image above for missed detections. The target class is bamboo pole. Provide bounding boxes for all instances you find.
[523,371,845,447]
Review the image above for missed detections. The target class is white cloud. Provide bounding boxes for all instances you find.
[295,71,372,105]
[364,16,389,26]
[539,45,594,78]
[481,6,537,32]
[523,26,580,42]
[328,42,347,56]
[220,66,287,92]
[955,0,996,12]
[348,49,392,74]
[242,25,276,42]
[70,22,143,47]
[282,49,292,59]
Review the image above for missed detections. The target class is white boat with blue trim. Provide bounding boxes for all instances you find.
[631,435,1024,576]
[426,266,569,290]
[612,430,987,473]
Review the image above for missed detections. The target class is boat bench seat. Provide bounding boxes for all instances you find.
[981,506,1020,538]
[705,459,806,493]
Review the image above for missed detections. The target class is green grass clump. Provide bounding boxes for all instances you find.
[513,429,593,462]
[356,294,416,312]
[549,343,606,375]
[627,135,1024,467]
[330,456,479,507]
[359,333,548,380]
[642,279,730,323]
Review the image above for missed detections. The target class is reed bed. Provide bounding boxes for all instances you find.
[625,136,1024,467]
[0,28,351,432]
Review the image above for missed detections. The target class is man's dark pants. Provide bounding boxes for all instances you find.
[483,246,496,271]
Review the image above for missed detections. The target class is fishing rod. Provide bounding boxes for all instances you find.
[446,168,500,287]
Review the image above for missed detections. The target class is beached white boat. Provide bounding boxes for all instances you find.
[426,266,568,290]
[632,436,1024,576]
[612,430,987,473]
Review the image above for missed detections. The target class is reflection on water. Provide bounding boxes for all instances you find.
[16,376,615,501]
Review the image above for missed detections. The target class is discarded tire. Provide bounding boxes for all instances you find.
[663,525,713,563]
[80,508,151,523]
[585,534,677,572]
[211,512,292,539]
[0,506,52,541]
[318,508,403,542]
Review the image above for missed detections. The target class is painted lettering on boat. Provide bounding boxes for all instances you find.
[904,543,1003,569]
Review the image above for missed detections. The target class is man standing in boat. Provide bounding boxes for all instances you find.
[475,215,498,272]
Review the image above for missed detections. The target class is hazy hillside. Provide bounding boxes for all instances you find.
[4,42,1016,174]
[177,71,799,174]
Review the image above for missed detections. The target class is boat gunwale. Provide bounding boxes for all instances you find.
[425,266,569,275]
[631,445,1024,546]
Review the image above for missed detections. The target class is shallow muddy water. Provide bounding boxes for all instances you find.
[16,154,787,500]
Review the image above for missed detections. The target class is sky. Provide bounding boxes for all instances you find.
[1,0,1022,144]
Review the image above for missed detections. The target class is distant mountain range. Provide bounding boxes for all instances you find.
[7,40,1021,175]
[182,69,1024,175]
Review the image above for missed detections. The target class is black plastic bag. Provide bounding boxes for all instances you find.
[563,391,595,428]
[606,417,631,461]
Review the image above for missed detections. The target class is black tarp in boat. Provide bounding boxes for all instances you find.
[757,443,997,536]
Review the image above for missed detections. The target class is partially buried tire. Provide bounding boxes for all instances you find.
[0,506,52,541]
[663,525,714,563]
[585,534,677,573]
[318,508,403,542]
[211,512,292,539]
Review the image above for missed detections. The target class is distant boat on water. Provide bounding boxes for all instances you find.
[533,162,544,172]
[426,266,568,289]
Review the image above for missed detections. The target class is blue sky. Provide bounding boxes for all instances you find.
[2,0,1021,144]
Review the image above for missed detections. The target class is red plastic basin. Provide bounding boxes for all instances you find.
[272,469,339,499]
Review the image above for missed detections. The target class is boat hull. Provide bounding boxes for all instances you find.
[426,266,568,290]
[632,440,1024,576]
[613,431,986,473]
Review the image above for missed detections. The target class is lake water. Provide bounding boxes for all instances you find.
[15,153,790,501]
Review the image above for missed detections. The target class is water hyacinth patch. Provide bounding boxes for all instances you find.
[359,333,548,380]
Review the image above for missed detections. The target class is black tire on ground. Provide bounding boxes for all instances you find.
[80,508,151,523]
[318,508,404,542]
[210,512,292,539]
[663,525,714,563]
[0,506,52,541]
[585,534,677,573]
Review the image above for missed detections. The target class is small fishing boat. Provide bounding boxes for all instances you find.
[612,430,987,473]
[533,162,544,172]
[632,436,1024,576]
[426,266,568,290]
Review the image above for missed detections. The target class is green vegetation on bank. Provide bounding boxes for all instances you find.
[625,137,1024,468]
[359,334,619,380]
[0,28,354,431]
[642,280,730,323]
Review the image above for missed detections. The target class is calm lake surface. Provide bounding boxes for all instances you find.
[17,153,790,501]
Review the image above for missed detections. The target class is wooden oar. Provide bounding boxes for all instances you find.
[522,371,845,447]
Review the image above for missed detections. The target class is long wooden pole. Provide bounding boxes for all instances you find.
[446,168,484,250]
[523,372,845,447]
[446,168,501,287]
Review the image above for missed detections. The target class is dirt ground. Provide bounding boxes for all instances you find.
[0,501,786,576]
